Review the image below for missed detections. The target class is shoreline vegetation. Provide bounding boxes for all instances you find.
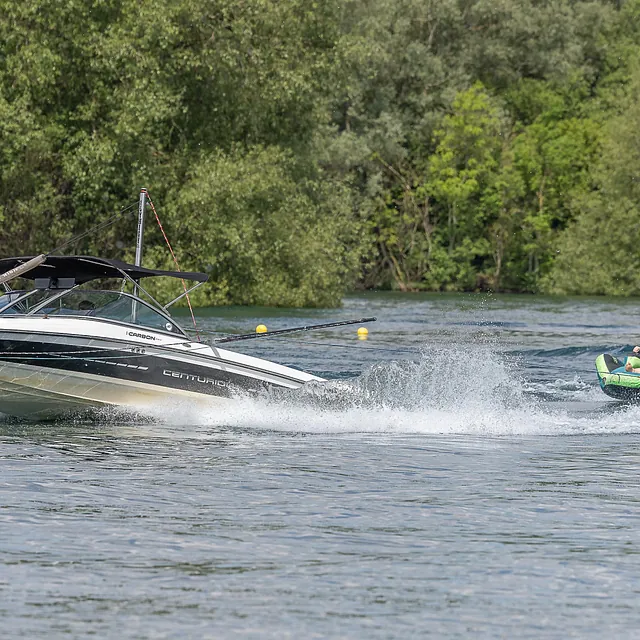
[2,0,640,307]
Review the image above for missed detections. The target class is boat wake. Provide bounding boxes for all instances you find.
[137,345,640,437]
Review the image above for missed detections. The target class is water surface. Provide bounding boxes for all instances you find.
[3,293,640,638]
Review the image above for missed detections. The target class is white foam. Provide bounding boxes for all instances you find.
[25,343,631,437]
[134,345,640,437]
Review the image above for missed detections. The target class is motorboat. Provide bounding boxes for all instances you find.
[0,191,332,419]
[0,255,327,419]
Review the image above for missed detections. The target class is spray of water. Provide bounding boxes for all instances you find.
[140,344,634,436]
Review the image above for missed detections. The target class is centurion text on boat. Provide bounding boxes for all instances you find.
[0,189,375,419]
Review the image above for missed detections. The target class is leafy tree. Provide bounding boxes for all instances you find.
[544,63,640,294]
[2,0,640,303]
[158,146,359,307]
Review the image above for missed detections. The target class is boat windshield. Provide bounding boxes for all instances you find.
[10,290,185,336]
[0,289,53,314]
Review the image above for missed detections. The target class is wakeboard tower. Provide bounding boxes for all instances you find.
[0,189,375,420]
[595,353,640,401]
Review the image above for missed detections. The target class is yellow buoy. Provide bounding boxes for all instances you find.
[357,326,368,340]
[256,324,268,334]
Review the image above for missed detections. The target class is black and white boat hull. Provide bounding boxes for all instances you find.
[0,317,324,419]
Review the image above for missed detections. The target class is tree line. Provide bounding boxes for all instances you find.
[1,0,639,306]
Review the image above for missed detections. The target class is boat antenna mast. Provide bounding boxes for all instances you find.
[132,188,147,322]
[135,188,147,270]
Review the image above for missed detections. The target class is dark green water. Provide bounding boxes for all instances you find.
[3,292,640,638]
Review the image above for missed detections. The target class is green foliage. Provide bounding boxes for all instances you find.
[0,0,354,306]
[2,0,640,304]
[544,61,640,294]
[542,194,640,295]
[322,0,631,295]
[158,146,359,307]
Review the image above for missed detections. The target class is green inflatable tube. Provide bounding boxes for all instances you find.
[595,353,640,400]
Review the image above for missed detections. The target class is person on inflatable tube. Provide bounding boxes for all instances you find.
[626,346,640,372]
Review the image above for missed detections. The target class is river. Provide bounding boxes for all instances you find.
[2,292,640,638]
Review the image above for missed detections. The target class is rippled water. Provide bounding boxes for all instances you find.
[3,293,640,638]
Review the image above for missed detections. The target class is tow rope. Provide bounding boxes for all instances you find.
[146,192,200,342]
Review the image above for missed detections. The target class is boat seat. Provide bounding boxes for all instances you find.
[603,353,622,373]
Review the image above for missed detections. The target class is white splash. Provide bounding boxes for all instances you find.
[137,345,637,437]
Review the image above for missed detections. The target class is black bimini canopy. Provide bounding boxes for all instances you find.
[0,256,208,286]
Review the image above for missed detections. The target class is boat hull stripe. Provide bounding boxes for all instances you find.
[0,339,276,397]
[0,326,313,385]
